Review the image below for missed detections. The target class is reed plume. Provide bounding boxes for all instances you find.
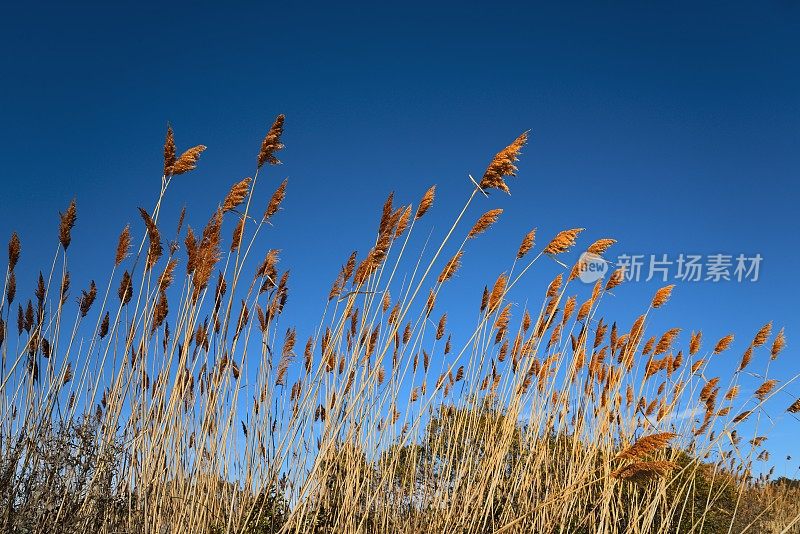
[516,228,536,259]
[612,461,678,483]
[58,199,77,250]
[8,232,20,271]
[543,228,583,255]
[222,177,252,213]
[605,267,625,291]
[115,225,131,267]
[78,280,97,317]
[438,251,463,283]
[754,379,778,401]
[118,271,133,305]
[752,321,772,347]
[651,284,674,308]
[487,273,507,312]
[257,114,285,168]
[689,331,702,355]
[713,334,734,354]
[171,145,207,175]
[468,209,503,239]
[6,272,16,304]
[163,125,176,176]
[771,328,786,360]
[138,207,163,269]
[478,131,529,194]
[587,238,616,255]
[276,328,296,386]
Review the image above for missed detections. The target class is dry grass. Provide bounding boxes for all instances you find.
[0,117,798,534]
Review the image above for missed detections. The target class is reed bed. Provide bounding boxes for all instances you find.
[0,116,798,533]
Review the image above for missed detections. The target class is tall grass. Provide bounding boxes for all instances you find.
[1,116,798,533]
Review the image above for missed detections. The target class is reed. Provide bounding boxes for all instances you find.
[0,117,797,534]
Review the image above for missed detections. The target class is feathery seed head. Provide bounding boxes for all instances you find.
[467,209,503,239]
[478,131,529,194]
[163,125,176,176]
[171,145,206,175]
[8,232,20,271]
[543,228,584,255]
[651,285,674,308]
[58,199,77,251]
[257,114,285,167]
[222,177,251,213]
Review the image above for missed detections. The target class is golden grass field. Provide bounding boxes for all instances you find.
[1,115,799,533]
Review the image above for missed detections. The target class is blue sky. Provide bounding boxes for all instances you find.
[1,2,798,470]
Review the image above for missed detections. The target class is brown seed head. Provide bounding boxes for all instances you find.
[138,207,162,269]
[257,114,285,167]
[59,272,69,305]
[488,273,507,312]
[517,228,536,259]
[436,313,447,340]
[654,328,681,355]
[438,251,463,284]
[231,217,244,252]
[543,228,584,255]
[115,225,131,267]
[651,285,674,308]
[6,272,16,305]
[99,311,110,339]
[548,274,564,299]
[415,185,436,219]
[587,238,616,255]
[276,327,296,386]
[771,328,786,360]
[118,271,133,305]
[738,346,753,371]
[59,199,77,250]
[264,178,288,221]
[377,192,396,236]
[192,209,223,299]
[424,289,436,317]
[611,461,678,483]
[8,232,20,271]
[725,385,740,401]
[605,267,625,291]
[222,177,251,213]
[615,432,677,461]
[79,280,97,318]
[478,131,529,194]
[152,290,168,331]
[163,125,176,176]
[158,258,178,292]
[689,331,702,355]
[395,205,412,238]
[752,322,772,348]
[468,209,503,239]
[732,410,753,423]
[754,379,778,401]
[171,145,207,175]
[713,334,734,354]
[185,227,198,274]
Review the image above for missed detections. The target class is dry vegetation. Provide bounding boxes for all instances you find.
[1,116,799,533]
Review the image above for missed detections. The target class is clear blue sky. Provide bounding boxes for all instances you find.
[1,2,798,469]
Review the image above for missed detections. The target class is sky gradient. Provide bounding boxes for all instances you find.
[1,2,798,469]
